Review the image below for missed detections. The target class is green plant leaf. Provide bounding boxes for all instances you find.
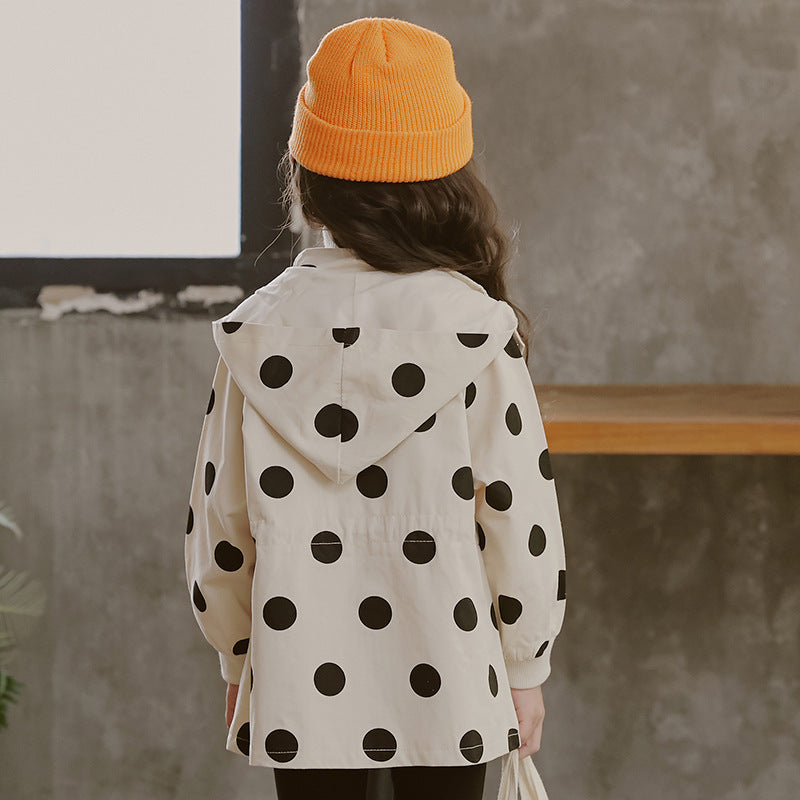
[0,567,46,668]
[0,668,24,729]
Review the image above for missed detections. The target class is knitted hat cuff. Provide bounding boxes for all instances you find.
[288,83,473,183]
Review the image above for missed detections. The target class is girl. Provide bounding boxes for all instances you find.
[185,16,566,800]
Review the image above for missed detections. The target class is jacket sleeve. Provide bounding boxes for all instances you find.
[184,354,256,684]
[466,333,567,689]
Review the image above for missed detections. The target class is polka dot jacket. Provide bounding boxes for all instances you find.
[184,243,567,780]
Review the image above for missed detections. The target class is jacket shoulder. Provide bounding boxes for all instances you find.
[438,267,492,297]
[438,269,521,339]
[435,270,526,358]
[214,267,313,328]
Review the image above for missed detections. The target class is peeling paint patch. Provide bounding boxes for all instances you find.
[38,285,164,321]
[176,285,245,307]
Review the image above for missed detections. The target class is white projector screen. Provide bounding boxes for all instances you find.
[0,1,241,258]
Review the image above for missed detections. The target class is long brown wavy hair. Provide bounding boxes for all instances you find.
[275,146,533,363]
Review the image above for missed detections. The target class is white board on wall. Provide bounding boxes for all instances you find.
[0,0,241,258]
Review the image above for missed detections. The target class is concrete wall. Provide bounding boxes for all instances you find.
[2,1,799,799]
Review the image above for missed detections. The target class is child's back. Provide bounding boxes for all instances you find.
[184,16,566,800]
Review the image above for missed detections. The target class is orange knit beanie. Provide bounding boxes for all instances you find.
[287,17,473,183]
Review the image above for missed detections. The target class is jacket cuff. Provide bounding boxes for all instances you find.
[219,651,245,684]
[504,653,552,689]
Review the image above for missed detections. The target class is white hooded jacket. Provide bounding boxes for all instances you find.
[184,240,566,799]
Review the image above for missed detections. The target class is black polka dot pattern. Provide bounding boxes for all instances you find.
[359,596,392,629]
[451,466,474,500]
[409,663,441,697]
[402,531,436,564]
[457,332,489,348]
[235,722,250,755]
[539,448,553,480]
[192,582,206,612]
[415,413,436,432]
[232,638,249,655]
[485,480,512,511]
[339,408,359,442]
[453,597,478,631]
[332,327,359,347]
[459,730,484,762]
[214,541,244,571]
[260,466,294,498]
[310,531,342,563]
[314,662,346,696]
[504,334,522,358]
[204,461,215,495]
[221,320,242,334]
[263,596,297,630]
[391,363,425,397]
[488,664,498,696]
[363,728,397,762]
[505,403,522,435]
[314,403,358,442]
[465,382,476,408]
[528,525,546,556]
[498,594,523,625]
[185,303,567,766]
[260,355,293,388]
[356,465,387,498]
[265,729,298,762]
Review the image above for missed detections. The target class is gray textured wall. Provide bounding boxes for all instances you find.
[2,1,800,799]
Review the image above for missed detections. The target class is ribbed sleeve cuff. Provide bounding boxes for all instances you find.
[219,651,245,684]
[504,654,552,689]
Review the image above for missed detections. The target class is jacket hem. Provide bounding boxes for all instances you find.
[226,731,520,770]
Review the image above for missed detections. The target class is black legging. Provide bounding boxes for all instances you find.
[273,762,487,800]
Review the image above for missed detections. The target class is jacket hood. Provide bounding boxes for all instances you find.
[211,246,523,486]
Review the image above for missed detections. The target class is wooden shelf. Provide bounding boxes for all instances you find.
[536,384,800,454]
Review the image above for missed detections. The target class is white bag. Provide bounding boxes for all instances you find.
[496,748,550,800]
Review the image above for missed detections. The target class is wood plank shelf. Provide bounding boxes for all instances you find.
[536,384,800,455]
